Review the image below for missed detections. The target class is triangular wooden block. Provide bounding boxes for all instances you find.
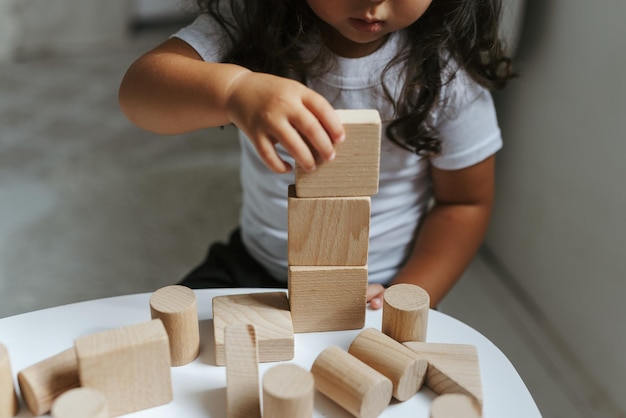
[403,342,482,407]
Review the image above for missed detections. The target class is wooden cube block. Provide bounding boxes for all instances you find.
[213,292,294,366]
[403,342,482,408]
[295,109,381,197]
[288,185,370,266]
[0,343,18,417]
[18,348,80,416]
[288,265,367,333]
[74,319,173,417]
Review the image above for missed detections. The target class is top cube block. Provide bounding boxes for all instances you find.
[295,109,381,198]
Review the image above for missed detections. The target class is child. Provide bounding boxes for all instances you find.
[119,0,514,309]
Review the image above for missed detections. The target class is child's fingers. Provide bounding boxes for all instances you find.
[366,284,386,310]
[288,111,336,164]
[254,135,293,173]
[303,93,346,144]
[271,120,319,172]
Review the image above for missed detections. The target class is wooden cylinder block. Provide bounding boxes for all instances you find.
[430,394,481,418]
[17,348,80,416]
[0,343,18,418]
[348,328,428,401]
[263,364,314,418]
[150,285,200,366]
[311,346,392,418]
[51,388,109,418]
[382,283,430,343]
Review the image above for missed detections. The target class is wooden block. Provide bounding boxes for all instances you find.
[263,364,314,418]
[382,283,430,343]
[430,394,482,418]
[311,346,392,418]
[225,324,261,418]
[74,319,173,417]
[348,328,428,401]
[0,343,18,418]
[17,348,79,416]
[295,109,381,198]
[213,292,294,366]
[51,388,109,418]
[403,342,483,408]
[150,285,200,366]
[288,265,367,333]
[288,185,370,266]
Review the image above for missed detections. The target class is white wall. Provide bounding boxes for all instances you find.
[487,0,626,414]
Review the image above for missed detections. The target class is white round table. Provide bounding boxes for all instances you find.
[0,288,541,417]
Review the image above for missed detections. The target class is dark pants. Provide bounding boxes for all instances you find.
[178,228,287,289]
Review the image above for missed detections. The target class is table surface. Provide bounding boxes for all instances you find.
[0,288,541,417]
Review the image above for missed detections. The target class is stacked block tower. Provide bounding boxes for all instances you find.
[288,109,382,332]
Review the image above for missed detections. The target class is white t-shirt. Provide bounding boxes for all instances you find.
[172,15,502,285]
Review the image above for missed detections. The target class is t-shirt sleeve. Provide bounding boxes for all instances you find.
[430,68,503,170]
[170,14,233,63]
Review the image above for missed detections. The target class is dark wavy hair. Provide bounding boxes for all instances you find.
[196,0,514,156]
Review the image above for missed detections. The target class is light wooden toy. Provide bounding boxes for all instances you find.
[310,346,392,418]
[51,387,109,418]
[288,265,367,333]
[263,364,314,418]
[74,319,173,417]
[17,348,79,416]
[382,283,430,343]
[430,394,482,418]
[0,343,18,418]
[213,292,294,366]
[348,328,427,402]
[150,284,200,366]
[295,109,381,198]
[225,323,261,418]
[403,342,483,408]
[288,185,370,266]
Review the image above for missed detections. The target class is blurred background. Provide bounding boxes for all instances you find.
[1,1,624,417]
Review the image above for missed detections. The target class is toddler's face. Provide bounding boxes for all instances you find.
[307,0,433,57]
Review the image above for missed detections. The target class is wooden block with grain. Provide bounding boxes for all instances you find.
[74,319,173,417]
[150,284,200,366]
[263,364,314,418]
[51,387,109,418]
[295,109,381,198]
[430,394,482,418]
[288,265,367,333]
[348,328,427,401]
[0,343,18,417]
[311,346,392,418]
[403,342,483,408]
[225,324,261,418]
[382,283,430,343]
[17,348,79,416]
[288,185,370,266]
[213,292,294,366]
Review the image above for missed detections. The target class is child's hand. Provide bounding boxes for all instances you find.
[367,284,386,310]
[225,72,345,173]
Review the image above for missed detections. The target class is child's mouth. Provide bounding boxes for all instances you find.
[349,18,384,33]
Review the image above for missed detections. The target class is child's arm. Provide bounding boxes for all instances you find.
[367,155,496,309]
[118,38,344,173]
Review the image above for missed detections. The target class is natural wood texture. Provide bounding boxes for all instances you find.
[430,394,482,418]
[295,109,381,198]
[74,319,173,417]
[263,364,314,418]
[382,283,430,343]
[51,388,109,418]
[17,348,79,416]
[150,285,200,366]
[288,185,371,266]
[213,292,294,366]
[348,328,428,401]
[311,346,392,418]
[225,324,261,418]
[288,265,367,333]
[0,343,18,418]
[403,342,483,408]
